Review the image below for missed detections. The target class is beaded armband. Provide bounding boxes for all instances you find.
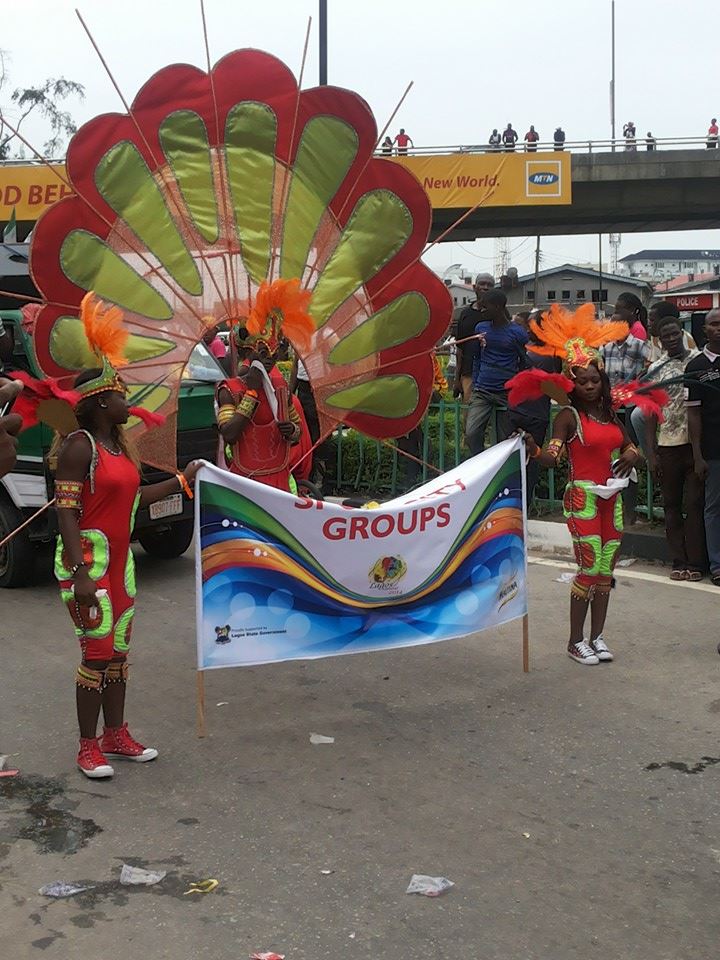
[545,438,564,462]
[55,479,83,510]
[217,403,236,427]
[236,395,259,419]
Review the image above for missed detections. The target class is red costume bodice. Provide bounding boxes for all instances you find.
[567,412,624,484]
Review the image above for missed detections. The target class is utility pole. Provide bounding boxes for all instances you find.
[319,0,328,85]
[610,0,616,149]
[598,234,604,316]
[534,236,541,308]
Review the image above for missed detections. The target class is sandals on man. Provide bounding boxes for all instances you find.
[685,570,704,583]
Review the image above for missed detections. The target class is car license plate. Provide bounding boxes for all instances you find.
[149,494,183,521]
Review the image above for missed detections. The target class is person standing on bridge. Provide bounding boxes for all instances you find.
[707,118,718,148]
[553,126,566,150]
[393,128,414,155]
[488,128,501,151]
[502,123,518,152]
[686,309,720,587]
[524,125,540,152]
[623,121,637,151]
[646,131,656,151]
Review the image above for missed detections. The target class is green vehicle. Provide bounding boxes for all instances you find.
[0,309,223,588]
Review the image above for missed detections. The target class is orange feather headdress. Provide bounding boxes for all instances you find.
[528,303,628,375]
[75,292,130,399]
[246,278,315,354]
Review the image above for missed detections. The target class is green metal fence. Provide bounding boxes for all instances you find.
[328,400,660,520]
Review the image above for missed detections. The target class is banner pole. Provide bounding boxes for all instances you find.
[522,613,530,673]
[196,671,207,738]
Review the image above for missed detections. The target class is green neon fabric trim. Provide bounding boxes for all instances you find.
[159,110,219,244]
[563,480,598,521]
[325,375,419,417]
[114,606,134,653]
[280,116,358,280]
[125,550,137,599]
[130,493,140,533]
[600,539,622,576]
[311,190,412,327]
[328,293,430,366]
[60,230,172,321]
[49,316,174,369]
[95,141,202,296]
[613,494,624,533]
[225,102,276,285]
[83,593,114,640]
[572,533,602,576]
[55,529,110,581]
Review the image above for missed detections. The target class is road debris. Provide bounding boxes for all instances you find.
[120,864,167,886]
[39,881,94,898]
[406,874,455,897]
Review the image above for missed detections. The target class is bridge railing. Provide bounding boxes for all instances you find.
[378,135,719,157]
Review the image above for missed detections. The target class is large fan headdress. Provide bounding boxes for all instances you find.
[29,49,452,471]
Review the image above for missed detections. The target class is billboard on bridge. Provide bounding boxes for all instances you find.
[0,150,571,225]
[392,151,571,208]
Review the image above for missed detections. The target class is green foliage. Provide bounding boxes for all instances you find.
[0,52,85,159]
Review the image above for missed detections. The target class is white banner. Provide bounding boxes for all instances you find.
[195,437,527,669]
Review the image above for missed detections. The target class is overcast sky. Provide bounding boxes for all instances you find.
[3,0,718,278]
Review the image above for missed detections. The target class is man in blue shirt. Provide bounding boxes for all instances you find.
[466,289,529,455]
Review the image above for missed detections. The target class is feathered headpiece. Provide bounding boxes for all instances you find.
[245,278,314,354]
[528,303,628,375]
[10,292,165,435]
[507,302,669,419]
[75,292,129,399]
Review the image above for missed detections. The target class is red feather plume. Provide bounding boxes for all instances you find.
[610,381,670,423]
[506,369,575,407]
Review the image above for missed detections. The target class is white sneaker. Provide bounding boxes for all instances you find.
[591,635,613,662]
[568,640,599,665]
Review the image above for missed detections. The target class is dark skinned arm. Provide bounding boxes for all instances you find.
[138,460,201,509]
[523,407,575,466]
[687,407,707,479]
[217,384,253,444]
[55,434,98,607]
[289,356,299,395]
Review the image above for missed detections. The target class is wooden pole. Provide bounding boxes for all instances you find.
[522,613,530,673]
[196,671,207,738]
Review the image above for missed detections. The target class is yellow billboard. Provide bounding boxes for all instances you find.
[0,164,72,221]
[392,151,572,208]
[0,151,571,224]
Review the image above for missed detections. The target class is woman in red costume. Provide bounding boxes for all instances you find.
[508,305,666,666]
[16,295,200,778]
[216,279,314,492]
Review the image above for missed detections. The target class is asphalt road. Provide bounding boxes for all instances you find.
[1,547,719,960]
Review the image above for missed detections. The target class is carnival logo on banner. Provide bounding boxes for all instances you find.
[194,438,528,670]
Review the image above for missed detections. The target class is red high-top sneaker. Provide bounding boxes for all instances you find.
[100,723,158,762]
[77,737,114,778]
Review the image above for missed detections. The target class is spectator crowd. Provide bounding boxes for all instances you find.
[451,275,720,587]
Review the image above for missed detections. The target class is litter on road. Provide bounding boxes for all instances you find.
[406,874,455,897]
[309,733,335,744]
[119,864,167,886]
[183,878,219,895]
[39,882,94,899]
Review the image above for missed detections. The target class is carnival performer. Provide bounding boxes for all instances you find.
[216,279,314,492]
[13,294,200,778]
[507,305,667,666]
